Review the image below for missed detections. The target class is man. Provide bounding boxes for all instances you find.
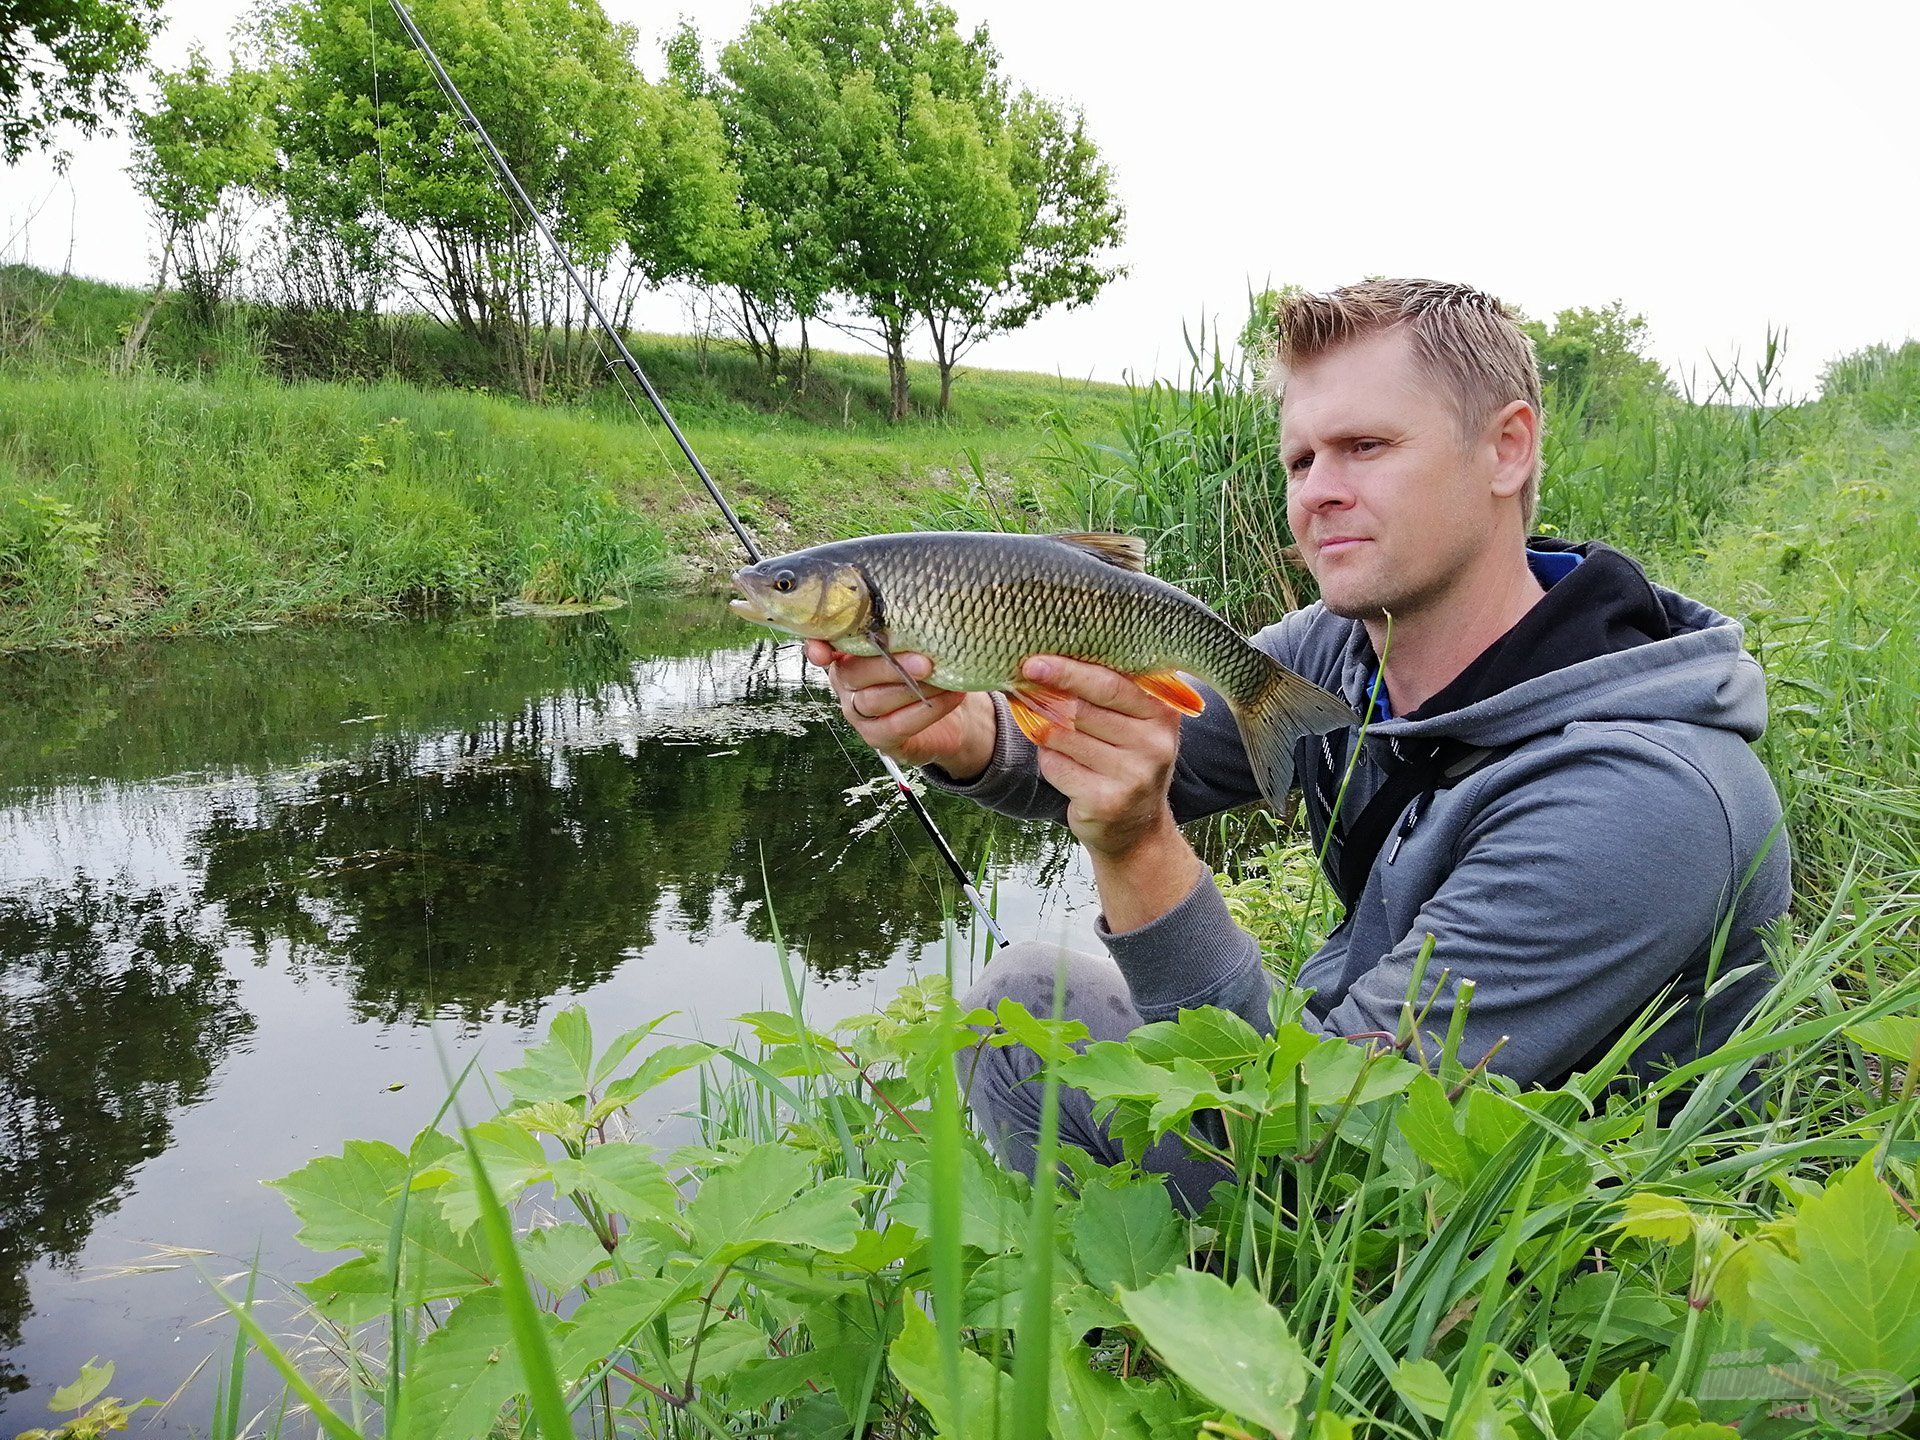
[806,279,1790,1209]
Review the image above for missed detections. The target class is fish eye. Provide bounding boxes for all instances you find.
[774,569,796,592]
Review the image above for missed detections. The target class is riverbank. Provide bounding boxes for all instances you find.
[0,266,1126,654]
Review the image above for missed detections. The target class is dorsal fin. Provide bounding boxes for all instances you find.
[1049,531,1147,572]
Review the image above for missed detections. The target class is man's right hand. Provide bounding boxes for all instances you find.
[804,639,998,781]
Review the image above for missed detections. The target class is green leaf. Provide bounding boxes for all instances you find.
[1130,1007,1272,1075]
[1117,1268,1307,1436]
[1747,1158,1920,1381]
[992,997,1090,1063]
[1070,1178,1185,1295]
[684,1143,863,1260]
[593,1041,717,1119]
[434,1120,552,1234]
[555,1143,679,1222]
[1611,1193,1700,1245]
[1391,1357,1453,1420]
[1846,1015,1920,1062]
[269,1138,410,1253]
[497,1004,597,1104]
[1050,1337,1153,1440]
[1396,1072,1475,1185]
[888,1305,1014,1438]
[399,1293,532,1440]
[552,1276,678,1382]
[893,1143,1025,1253]
[591,1013,677,1084]
[49,1359,113,1412]
[522,1223,611,1297]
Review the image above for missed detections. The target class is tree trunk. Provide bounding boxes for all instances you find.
[887,334,909,422]
[796,316,811,395]
[937,360,954,413]
[120,228,178,374]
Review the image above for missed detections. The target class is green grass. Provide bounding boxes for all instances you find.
[0,263,1128,653]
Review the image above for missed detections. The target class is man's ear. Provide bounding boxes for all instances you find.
[1486,399,1537,501]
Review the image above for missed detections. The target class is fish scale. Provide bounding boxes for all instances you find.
[730,530,1356,814]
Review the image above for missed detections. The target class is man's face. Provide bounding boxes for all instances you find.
[1281,327,1501,623]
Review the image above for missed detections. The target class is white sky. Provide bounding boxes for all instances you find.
[5,0,1917,395]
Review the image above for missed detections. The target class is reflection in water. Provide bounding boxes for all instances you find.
[0,596,1080,1411]
[0,881,254,1396]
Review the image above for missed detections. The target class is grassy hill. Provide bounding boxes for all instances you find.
[0,265,1129,652]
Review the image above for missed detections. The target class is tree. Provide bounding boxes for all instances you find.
[725,0,1019,421]
[0,0,163,163]
[260,0,656,400]
[920,91,1124,411]
[128,49,278,329]
[1521,300,1673,422]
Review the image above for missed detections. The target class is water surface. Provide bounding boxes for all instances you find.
[0,597,1097,1423]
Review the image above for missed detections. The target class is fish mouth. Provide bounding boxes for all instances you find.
[728,569,769,622]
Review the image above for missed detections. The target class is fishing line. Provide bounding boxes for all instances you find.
[381,0,1007,948]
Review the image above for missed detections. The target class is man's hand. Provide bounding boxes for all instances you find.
[1017,655,1205,932]
[804,639,997,780]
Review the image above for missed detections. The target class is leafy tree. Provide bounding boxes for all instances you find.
[920,91,1124,412]
[723,0,1015,421]
[259,0,657,400]
[700,15,852,389]
[127,48,278,327]
[1521,299,1673,422]
[0,0,163,163]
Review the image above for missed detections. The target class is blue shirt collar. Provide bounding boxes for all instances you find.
[1363,547,1584,721]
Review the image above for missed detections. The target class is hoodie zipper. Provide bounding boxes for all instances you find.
[1385,792,1428,865]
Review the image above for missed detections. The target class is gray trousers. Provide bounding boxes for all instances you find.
[956,940,1233,1215]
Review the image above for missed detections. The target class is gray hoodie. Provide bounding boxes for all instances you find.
[929,558,1790,1089]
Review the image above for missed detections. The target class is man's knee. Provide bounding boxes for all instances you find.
[959,941,1143,1042]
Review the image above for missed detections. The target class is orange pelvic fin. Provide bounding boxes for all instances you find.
[1006,682,1078,746]
[1135,670,1206,716]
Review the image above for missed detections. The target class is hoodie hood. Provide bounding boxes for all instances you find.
[1330,540,1769,752]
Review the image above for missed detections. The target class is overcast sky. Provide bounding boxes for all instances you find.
[6,0,1916,395]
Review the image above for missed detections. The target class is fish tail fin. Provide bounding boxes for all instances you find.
[1226,659,1356,813]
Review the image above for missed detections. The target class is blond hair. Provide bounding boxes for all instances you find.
[1265,279,1545,532]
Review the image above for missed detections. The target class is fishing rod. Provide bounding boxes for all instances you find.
[384,0,1008,948]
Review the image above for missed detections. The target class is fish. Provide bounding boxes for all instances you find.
[728,530,1356,812]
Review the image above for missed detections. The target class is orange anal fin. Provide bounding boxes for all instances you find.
[1135,670,1206,716]
[1006,682,1078,746]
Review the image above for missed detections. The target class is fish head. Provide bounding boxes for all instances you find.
[729,551,875,641]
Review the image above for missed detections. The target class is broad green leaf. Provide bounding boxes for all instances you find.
[300,1256,394,1326]
[1070,1178,1185,1295]
[1845,1015,1920,1062]
[893,1144,1025,1253]
[1117,1269,1307,1436]
[728,1350,838,1408]
[433,1120,552,1234]
[522,1223,611,1296]
[1309,1414,1356,1440]
[269,1138,410,1253]
[684,1143,863,1259]
[1451,1386,1520,1440]
[823,1223,922,1273]
[1058,1043,1175,1108]
[888,1305,1015,1438]
[1397,1072,1475,1185]
[1130,1007,1273,1075]
[991,997,1091,1063]
[593,1041,717,1118]
[1747,1158,1920,1380]
[676,1316,769,1384]
[1391,1357,1453,1420]
[552,1275,678,1382]
[560,1143,679,1222]
[400,1293,543,1440]
[1050,1337,1153,1440]
[1300,1033,1420,1106]
[49,1359,113,1412]
[497,1004,596,1104]
[591,1013,676,1084]
[1611,1192,1699,1245]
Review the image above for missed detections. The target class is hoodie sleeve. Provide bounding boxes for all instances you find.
[920,611,1312,823]
[1291,727,1758,1084]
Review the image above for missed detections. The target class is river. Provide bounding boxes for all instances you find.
[0,596,1099,1427]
